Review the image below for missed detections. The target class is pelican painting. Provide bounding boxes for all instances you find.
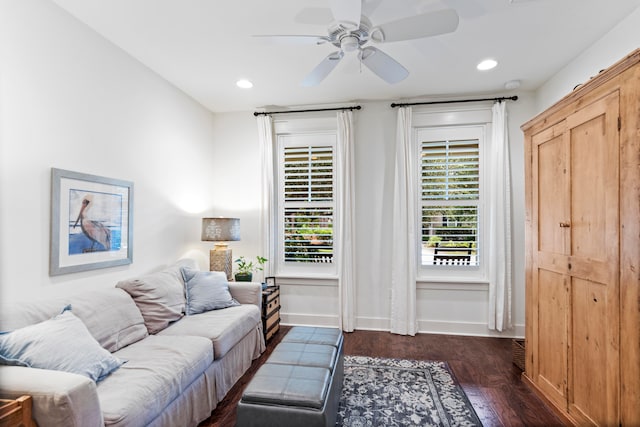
[73,195,111,252]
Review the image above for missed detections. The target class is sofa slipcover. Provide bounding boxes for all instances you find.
[0,259,265,427]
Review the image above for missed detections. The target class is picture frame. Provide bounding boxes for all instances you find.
[265,276,276,288]
[50,168,133,275]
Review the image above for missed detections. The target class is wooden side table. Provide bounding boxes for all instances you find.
[261,286,280,342]
[0,396,36,427]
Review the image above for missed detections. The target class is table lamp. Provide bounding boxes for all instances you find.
[201,217,240,280]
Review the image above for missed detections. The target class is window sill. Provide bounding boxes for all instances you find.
[416,279,489,291]
[275,275,338,287]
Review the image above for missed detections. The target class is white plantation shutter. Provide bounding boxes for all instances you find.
[421,139,479,200]
[284,146,333,201]
[421,138,480,266]
[282,145,334,263]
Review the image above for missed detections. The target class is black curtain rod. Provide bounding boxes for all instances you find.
[390,95,518,108]
[253,105,361,116]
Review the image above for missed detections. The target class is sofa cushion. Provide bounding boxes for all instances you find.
[0,288,148,353]
[0,308,124,382]
[116,259,196,334]
[98,335,213,427]
[181,267,239,315]
[67,288,148,352]
[158,304,261,359]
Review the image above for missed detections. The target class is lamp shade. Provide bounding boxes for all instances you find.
[201,218,240,242]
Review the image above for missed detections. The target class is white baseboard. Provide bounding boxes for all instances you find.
[281,313,524,338]
[281,312,339,328]
[416,319,525,338]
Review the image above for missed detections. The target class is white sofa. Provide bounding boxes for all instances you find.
[0,259,265,427]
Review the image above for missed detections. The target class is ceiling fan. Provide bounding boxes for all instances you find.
[253,0,459,86]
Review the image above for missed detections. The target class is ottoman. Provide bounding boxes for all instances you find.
[281,326,344,388]
[236,363,336,427]
[236,327,344,427]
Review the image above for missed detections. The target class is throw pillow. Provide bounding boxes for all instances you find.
[0,306,124,382]
[116,262,187,334]
[181,267,239,315]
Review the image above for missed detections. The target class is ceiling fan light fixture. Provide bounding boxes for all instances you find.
[477,59,498,71]
[236,79,253,89]
[340,35,360,52]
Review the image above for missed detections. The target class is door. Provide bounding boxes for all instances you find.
[565,92,620,426]
[531,121,570,410]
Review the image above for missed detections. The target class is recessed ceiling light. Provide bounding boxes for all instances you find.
[477,59,498,71]
[236,79,253,89]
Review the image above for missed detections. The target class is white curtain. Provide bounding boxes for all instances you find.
[337,110,356,332]
[390,107,417,336]
[257,114,275,277]
[488,101,513,331]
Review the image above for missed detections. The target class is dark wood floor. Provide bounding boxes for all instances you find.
[199,326,564,427]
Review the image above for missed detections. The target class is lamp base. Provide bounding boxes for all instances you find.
[210,248,233,281]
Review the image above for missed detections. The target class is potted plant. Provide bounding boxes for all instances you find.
[234,255,267,282]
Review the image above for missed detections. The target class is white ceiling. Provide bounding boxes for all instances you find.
[51,0,640,113]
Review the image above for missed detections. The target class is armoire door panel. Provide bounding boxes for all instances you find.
[565,91,620,426]
[534,130,569,255]
[536,268,568,409]
[568,91,620,265]
[570,116,607,259]
[569,277,619,426]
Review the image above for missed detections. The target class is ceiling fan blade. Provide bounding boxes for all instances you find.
[294,7,334,25]
[329,0,361,29]
[373,9,459,43]
[252,35,330,45]
[362,0,383,17]
[301,51,344,86]
[358,46,408,84]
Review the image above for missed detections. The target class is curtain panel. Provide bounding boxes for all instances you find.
[390,106,418,336]
[488,101,513,331]
[257,115,275,277]
[337,110,356,332]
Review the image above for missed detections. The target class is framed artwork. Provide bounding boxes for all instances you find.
[265,276,276,288]
[50,168,133,275]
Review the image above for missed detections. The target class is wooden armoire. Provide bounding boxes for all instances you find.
[522,49,640,426]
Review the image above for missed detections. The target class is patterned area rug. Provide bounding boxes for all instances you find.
[337,356,482,426]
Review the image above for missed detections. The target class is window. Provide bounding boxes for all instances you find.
[417,125,486,273]
[283,144,334,263]
[275,129,337,276]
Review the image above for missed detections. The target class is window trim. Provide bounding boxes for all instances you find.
[272,115,339,278]
[412,106,492,284]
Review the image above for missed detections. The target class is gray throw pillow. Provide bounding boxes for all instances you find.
[181,267,239,315]
[0,306,124,382]
[116,263,186,334]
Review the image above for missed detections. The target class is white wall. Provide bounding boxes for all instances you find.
[143,4,634,339]
[2,0,629,338]
[536,5,640,112]
[208,112,264,270]
[0,0,217,305]
[210,96,538,338]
